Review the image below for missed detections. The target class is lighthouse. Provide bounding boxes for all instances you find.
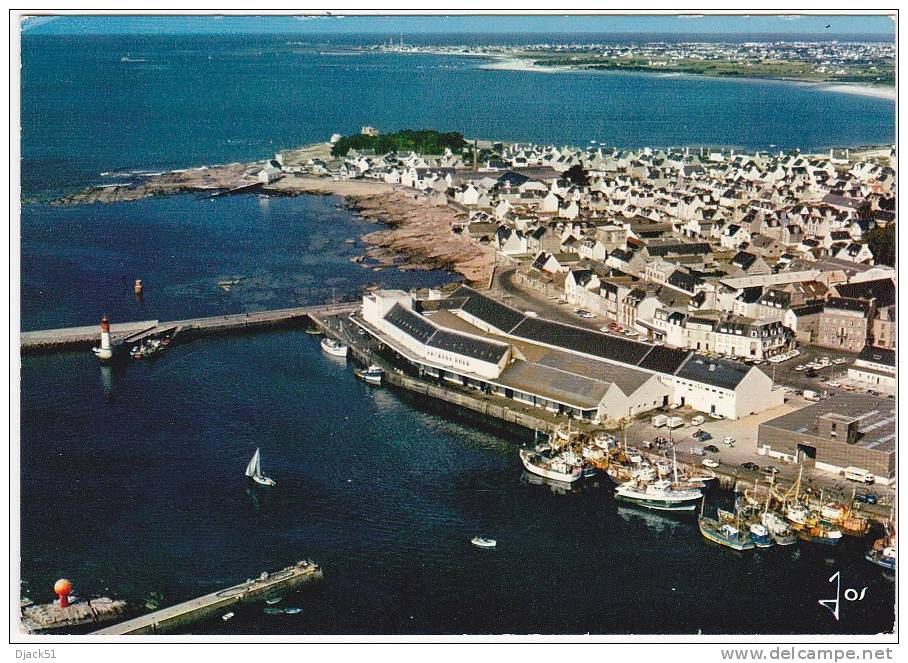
[97,316,113,361]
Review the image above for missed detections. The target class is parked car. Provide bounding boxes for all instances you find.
[702,458,720,468]
[709,413,724,420]
[689,446,705,456]
[740,462,760,471]
[855,492,878,505]
[761,465,780,475]
[722,436,735,446]
[703,444,720,454]
[575,309,595,319]
[826,381,841,388]
[699,432,713,441]
[690,415,705,426]
[624,329,639,337]
[805,370,818,379]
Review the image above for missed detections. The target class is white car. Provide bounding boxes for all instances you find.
[826,381,841,388]
[794,365,805,371]
[833,358,847,365]
[723,436,735,446]
[576,310,595,319]
[702,458,720,468]
[624,329,639,337]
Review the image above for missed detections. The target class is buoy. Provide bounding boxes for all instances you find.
[134,279,143,295]
[54,578,72,608]
[97,316,113,361]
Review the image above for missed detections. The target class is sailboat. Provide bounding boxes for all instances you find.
[245,448,276,487]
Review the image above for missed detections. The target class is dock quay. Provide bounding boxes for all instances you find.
[21,597,128,634]
[92,560,323,635]
[20,302,359,354]
[310,311,895,527]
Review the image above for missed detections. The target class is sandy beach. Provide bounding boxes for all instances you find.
[821,84,896,100]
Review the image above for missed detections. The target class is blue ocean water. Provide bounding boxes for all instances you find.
[20,332,896,635]
[18,31,896,635]
[21,33,894,198]
[20,195,453,331]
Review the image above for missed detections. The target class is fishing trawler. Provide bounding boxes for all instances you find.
[761,511,798,546]
[245,448,276,487]
[615,478,702,512]
[320,337,349,358]
[866,522,897,571]
[519,448,583,483]
[699,514,755,551]
[748,523,774,548]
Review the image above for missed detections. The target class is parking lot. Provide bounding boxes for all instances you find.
[623,400,895,510]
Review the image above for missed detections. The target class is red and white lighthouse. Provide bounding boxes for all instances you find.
[97,316,113,360]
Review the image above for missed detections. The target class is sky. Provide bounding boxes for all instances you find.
[21,13,896,37]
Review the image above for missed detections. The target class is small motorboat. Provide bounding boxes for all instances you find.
[222,612,235,621]
[471,536,497,549]
[263,607,283,615]
[265,597,282,605]
[320,337,349,358]
[305,327,324,336]
[354,365,384,385]
[283,607,302,615]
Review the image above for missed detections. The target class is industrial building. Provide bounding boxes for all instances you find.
[757,393,895,484]
[356,287,784,422]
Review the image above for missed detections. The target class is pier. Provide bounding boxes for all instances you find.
[20,302,359,353]
[92,560,323,635]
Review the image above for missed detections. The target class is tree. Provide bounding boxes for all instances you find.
[865,224,895,267]
[563,164,589,187]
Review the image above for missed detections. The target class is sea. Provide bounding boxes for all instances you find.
[19,30,896,635]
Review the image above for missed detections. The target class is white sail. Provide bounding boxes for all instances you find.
[246,448,261,478]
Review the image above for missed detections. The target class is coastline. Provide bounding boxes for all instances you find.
[473,54,895,100]
[49,158,495,287]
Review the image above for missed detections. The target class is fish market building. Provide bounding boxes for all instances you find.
[356,287,784,422]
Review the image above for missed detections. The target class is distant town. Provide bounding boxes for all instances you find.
[365,38,895,86]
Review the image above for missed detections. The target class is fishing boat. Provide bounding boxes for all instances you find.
[699,515,755,551]
[265,597,282,605]
[471,537,496,548]
[615,478,702,512]
[320,337,349,358]
[866,525,897,571]
[761,511,798,546]
[796,524,843,546]
[519,448,582,483]
[354,364,384,385]
[305,327,324,336]
[222,612,234,621]
[245,448,276,487]
[749,523,774,548]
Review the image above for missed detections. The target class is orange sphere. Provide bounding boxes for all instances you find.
[54,578,72,597]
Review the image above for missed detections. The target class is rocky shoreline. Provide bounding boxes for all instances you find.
[49,152,496,287]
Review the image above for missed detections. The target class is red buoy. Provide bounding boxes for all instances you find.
[54,578,72,608]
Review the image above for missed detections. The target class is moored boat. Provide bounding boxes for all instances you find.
[320,337,349,357]
[698,515,755,551]
[749,523,774,548]
[760,511,798,546]
[354,364,384,385]
[519,448,582,483]
[614,478,702,512]
[471,536,496,548]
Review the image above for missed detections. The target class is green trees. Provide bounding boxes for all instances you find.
[331,130,466,157]
[865,224,896,267]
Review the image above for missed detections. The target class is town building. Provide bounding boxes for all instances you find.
[757,394,895,484]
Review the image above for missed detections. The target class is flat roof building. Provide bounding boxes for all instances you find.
[757,393,895,484]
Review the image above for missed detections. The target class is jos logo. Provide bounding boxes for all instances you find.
[818,571,868,621]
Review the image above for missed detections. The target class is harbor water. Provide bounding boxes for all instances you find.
[18,30,896,634]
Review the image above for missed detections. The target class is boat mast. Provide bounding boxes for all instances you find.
[764,474,774,515]
[794,466,803,502]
